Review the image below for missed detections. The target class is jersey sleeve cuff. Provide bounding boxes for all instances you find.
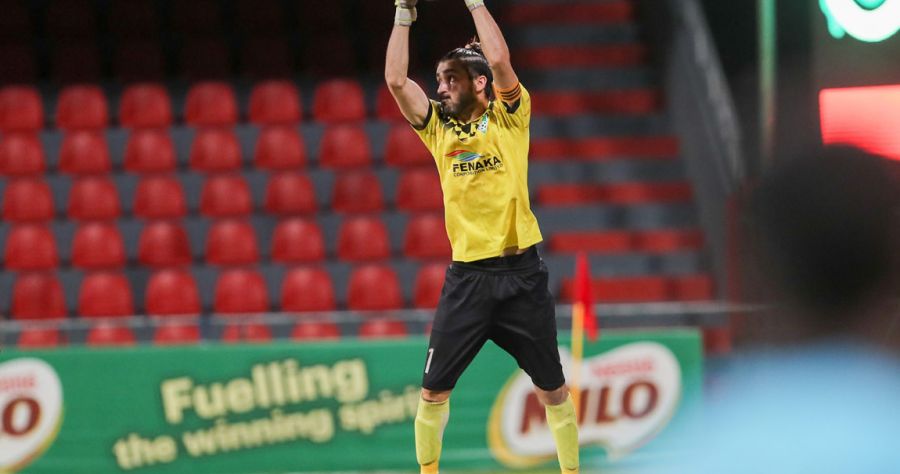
[411,101,434,130]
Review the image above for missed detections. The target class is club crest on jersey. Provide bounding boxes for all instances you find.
[447,150,503,177]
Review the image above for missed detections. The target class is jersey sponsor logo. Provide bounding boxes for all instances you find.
[446,150,504,177]
[486,343,681,467]
[0,358,64,473]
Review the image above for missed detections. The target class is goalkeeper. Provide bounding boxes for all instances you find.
[385,1,580,473]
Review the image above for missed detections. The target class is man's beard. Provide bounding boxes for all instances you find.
[441,90,477,118]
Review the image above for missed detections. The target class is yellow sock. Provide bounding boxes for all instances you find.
[415,397,449,474]
[546,398,579,473]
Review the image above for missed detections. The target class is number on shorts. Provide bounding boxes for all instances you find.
[424,348,435,374]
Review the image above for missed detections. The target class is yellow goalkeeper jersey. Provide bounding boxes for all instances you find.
[412,83,543,262]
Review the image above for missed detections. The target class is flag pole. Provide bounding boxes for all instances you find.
[570,299,585,411]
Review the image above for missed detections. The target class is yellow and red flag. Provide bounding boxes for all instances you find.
[570,252,598,408]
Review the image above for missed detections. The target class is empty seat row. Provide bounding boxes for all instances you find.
[0,36,380,84]
[7,263,448,319]
[561,274,714,302]
[0,125,431,176]
[537,182,693,206]
[549,229,704,254]
[0,80,406,131]
[2,215,451,270]
[15,316,411,349]
[5,0,363,39]
[2,170,443,221]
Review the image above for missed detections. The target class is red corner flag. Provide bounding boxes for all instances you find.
[574,252,598,341]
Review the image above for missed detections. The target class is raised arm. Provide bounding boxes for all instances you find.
[465,0,519,92]
[385,0,430,127]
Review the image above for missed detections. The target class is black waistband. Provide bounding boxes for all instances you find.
[450,246,540,273]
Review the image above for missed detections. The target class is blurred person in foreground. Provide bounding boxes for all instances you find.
[672,146,900,473]
[385,0,578,473]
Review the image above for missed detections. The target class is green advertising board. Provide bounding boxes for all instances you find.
[0,329,702,473]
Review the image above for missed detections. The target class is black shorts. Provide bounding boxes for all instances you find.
[421,247,566,392]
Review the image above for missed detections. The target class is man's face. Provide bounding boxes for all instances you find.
[436,60,478,117]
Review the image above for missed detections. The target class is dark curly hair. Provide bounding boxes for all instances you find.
[438,38,494,100]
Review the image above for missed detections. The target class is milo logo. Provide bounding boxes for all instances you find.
[0,358,64,473]
[487,343,681,467]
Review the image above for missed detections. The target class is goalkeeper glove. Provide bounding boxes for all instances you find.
[395,0,417,26]
[464,0,484,11]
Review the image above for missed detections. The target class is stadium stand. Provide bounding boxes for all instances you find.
[0,0,714,347]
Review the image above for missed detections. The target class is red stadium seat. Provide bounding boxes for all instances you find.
[4,225,58,271]
[114,41,167,83]
[56,85,108,130]
[59,130,111,175]
[51,43,102,84]
[561,276,673,303]
[312,79,366,123]
[172,0,223,35]
[185,82,238,126]
[318,125,372,169]
[271,218,326,264]
[331,171,384,213]
[359,318,409,339]
[72,222,126,269]
[206,220,260,266]
[18,328,64,349]
[396,168,444,211]
[376,84,405,122]
[403,214,451,259]
[0,86,43,131]
[200,174,253,217]
[124,129,177,173]
[0,43,38,84]
[108,0,159,38]
[538,182,693,206]
[220,323,273,343]
[78,272,135,317]
[153,323,201,345]
[347,264,403,311]
[291,321,340,340]
[145,269,201,315]
[189,128,242,172]
[235,0,284,34]
[254,126,306,170]
[180,38,232,81]
[549,229,705,254]
[303,35,356,77]
[385,124,432,167]
[11,273,67,319]
[0,133,45,176]
[264,173,317,216]
[414,263,446,309]
[138,221,192,268]
[46,0,96,39]
[133,175,187,219]
[240,37,293,80]
[672,274,715,300]
[296,1,345,34]
[0,1,32,39]
[86,323,136,346]
[337,216,391,262]
[249,81,302,125]
[120,84,172,128]
[214,269,269,313]
[2,179,54,222]
[67,177,121,221]
[281,267,335,312]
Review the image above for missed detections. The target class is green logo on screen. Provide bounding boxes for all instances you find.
[820,0,900,42]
